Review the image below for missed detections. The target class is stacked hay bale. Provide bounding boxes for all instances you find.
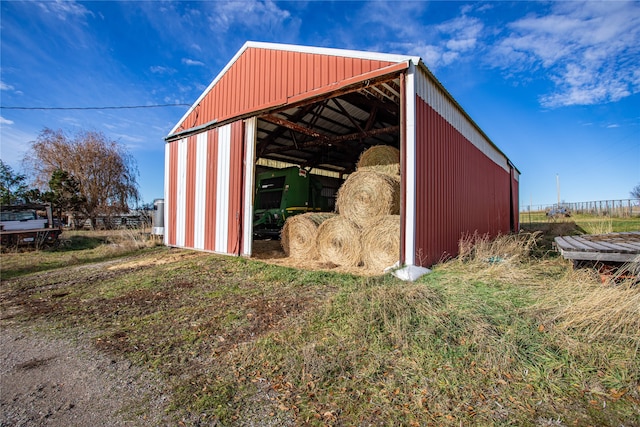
[316,215,362,267]
[361,215,401,271]
[335,170,400,229]
[281,145,401,272]
[281,212,336,260]
[356,144,401,176]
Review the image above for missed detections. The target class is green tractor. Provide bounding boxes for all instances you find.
[253,167,329,238]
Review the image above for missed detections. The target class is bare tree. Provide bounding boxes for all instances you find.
[631,184,640,200]
[24,128,139,228]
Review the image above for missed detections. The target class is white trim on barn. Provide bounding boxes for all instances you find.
[194,132,208,250]
[163,143,170,246]
[242,117,257,257]
[404,62,417,267]
[176,138,187,247]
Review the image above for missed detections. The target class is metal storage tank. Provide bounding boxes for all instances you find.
[152,198,164,236]
[163,41,519,268]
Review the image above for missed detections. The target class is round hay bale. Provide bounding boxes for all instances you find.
[316,216,362,267]
[336,170,400,229]
[280,212,336,259]
[362,215,400,272]
[358,163,400,176]
[357,145,400,168]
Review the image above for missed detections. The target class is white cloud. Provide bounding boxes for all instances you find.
[0,125,37,166]
[150,66,177,74]
[0,116,14,125]
[182,58,205,67]
[0,81,15,91]
[489,1,640,107]
[37,0,93,21]
[394,14,484,70]
[209,0,292,33]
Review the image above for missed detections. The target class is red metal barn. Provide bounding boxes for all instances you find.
[164,42,519,267]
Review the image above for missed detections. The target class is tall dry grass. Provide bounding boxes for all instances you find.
[446,232,639,349]
[535,260,640,351]
[103,229,161,251]
[443,231,540,283]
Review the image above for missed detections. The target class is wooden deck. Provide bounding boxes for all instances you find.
[554,231,640,263]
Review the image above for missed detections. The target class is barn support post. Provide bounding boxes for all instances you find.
[242,117,257,257]
[402,61,417,267]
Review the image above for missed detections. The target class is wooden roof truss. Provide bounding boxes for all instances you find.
[256,77,401,174]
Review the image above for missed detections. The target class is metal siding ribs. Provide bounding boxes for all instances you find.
[184,135,197,248]
[227,121,244,255]
[194,133,208,250]
[165,121,247,256]
[204,129,219,252]
[173,47,397,133]
[166,141,179,246]
[414,97,512,266]
[215,125,231,253]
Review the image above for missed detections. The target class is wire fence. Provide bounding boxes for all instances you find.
[521,199,640,218]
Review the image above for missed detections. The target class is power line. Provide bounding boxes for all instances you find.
[0,104,191,110]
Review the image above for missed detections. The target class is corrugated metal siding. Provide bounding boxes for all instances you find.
[184,135,197,248]
[175,139,187,247]
[173,47,396,133]
[511,169,520,231]
[194,133,208,250]
[415,67,509,173]
[165,140,179,246]
[215,125,231,252]
[414,96,512,266]
[163,143,172,246]
[164,120,246,255]
[204,129,219,251]
[227,120,244,255]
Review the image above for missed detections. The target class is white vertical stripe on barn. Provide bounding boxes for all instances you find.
[404,63,417,267]
[242,117,257,256]
[194,132,208,250]
[163,142,170,246]
[215,124,232,253]
[176,138,187,247]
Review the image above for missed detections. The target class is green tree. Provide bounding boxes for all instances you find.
[42,169,86,226]
[0,159,29,205]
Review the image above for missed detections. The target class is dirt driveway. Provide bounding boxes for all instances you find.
[0,326,170,426]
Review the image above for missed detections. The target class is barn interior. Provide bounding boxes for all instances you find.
[251,74,403,254]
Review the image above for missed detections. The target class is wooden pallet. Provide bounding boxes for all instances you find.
[554,231,640,263]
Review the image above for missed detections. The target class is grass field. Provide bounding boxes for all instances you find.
[1,225,639,426]
[520,211,640,234]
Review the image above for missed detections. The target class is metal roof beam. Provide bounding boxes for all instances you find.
[262,125,399,155]
[260,114,330,141]
[331,98,364,133]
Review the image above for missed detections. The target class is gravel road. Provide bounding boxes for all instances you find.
[0,327,170,427]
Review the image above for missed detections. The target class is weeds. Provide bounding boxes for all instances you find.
[2,230,639,425]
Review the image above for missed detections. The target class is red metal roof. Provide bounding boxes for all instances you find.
[170,42,411,136]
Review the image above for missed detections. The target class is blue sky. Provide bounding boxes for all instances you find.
[1,0,639,209]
